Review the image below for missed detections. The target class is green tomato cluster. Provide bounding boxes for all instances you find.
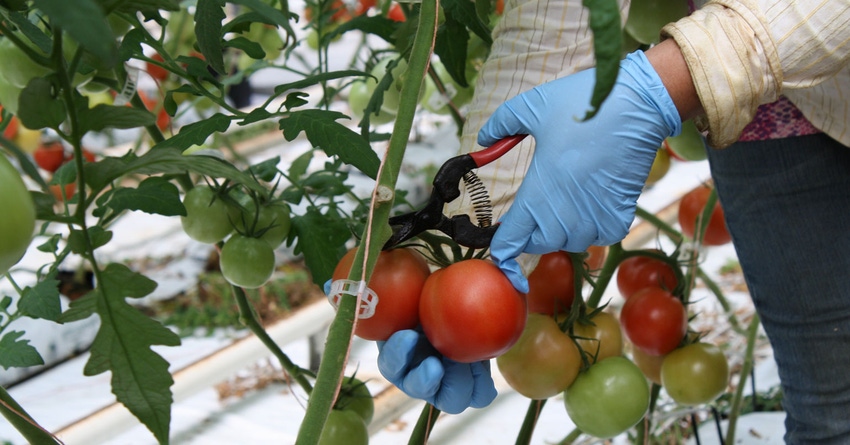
[180,185,292,289]
[320,376,373,445]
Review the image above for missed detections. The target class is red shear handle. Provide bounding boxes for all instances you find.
[468,134,528,167]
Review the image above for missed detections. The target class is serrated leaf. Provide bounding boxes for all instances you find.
[582,0,622,120]
[68,226,113,254]
[288,149,314,182]
[330,14,399,44]
[195,0,227,75]
[118,27,146,62]
[58,291,97,323]
[0,331,44,370]
[17,78,67,130]
[272,70,367,97]
[83,145,266,195]
[282,92,309,110]
[82,263,180,444]
[18,270,62,321]
[4,11,52,53]
[152,113,232,150]
[228,0,296,39]
[79,104,157,132]
[240,108,273,125]
[442,0,492,45]
[225,36,265,59]
[107,177,185,216]
[279,110,379,179]
[435,16,471,87]
[291,208,349,286]
[248,157,281,183]
[33,0,118,65]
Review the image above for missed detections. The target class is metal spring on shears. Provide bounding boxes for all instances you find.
[462,171,493,228]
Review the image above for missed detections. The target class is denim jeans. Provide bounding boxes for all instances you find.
[706,133,850,444]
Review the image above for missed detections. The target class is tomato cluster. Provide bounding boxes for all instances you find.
[180,185,292,289]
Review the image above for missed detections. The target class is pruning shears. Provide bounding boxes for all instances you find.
[383,134,528,250]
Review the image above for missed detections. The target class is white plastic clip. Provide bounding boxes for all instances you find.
[328,279,379,319]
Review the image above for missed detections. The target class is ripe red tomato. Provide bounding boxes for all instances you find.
[34,141,66,172]
[564,356,650,439]
[387,3,405,21]
[583,245,608,275]
[616,250,678,299]
[419,259,527,363]
[573,311,623,363]
[147,53,169,82]
[496,313,581,399]
[619,287,688,356]
[1,106,18,140]
[678,185,732,246]
[49,182,76,202]
[526,251,575,315]
[661,342,729,406]
[333,247,430,341]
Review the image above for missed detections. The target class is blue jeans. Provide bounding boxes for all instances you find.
[706,133,850,444]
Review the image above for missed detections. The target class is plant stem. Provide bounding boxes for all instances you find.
[0,386,60,444]
[407,404,440,445]
[725,313,761,444]
[696,267,746,335]
[294,1,439,443]
[515,399,546,445]
[231,285,313,394]
[586,242,624,308]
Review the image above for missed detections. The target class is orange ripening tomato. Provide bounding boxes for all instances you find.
[138,91,171,131]
[1,106,18,140]
[50,182,76,202]
[678,184,732,246]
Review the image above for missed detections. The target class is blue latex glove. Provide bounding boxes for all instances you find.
[478,51,682,292]
[377,329,497,414]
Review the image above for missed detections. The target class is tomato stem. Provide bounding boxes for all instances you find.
[408,404,440,445]
[515,398,546,445]
[724,313,761,444]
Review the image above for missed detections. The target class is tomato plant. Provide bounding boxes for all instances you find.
[619,287,688,356]
[33,140,66,172]
[419,259,526,363]
[564,356,650,439]
[180,185,234,244]
[631,345,665,385]
[332,247,430,341]
[496,313,581,399]
[678,184,732,246]
[219,235,275,289]
[526,251,575,315]
[616,250,678,299]
[335,376,374,424]
[661,342,729,406]
[573,311,623,363]
[318,408,369,445]
[0,154,35,276]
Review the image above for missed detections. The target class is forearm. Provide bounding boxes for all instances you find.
[644,39,703,122]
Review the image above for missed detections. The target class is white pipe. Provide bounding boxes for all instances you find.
[54,299,335,445]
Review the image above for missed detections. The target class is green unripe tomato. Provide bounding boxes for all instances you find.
[219,235,275,289]
[0,154,36,275]
[180,186,233,244]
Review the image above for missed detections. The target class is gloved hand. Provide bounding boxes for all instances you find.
[478,51,682,292]
[377,329,497,414]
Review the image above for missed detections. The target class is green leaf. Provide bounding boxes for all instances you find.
[96,0,181,13]
[83,146,267,195]
[225,36,265,59]
[435,16,471,87]
[442,0,492,45]
[330,14,399,44]
[4,11,52,53]
[68,226,114,254]
[228,0,296,40]
[279,110,379,179]
[17,77,67,130]
[152,113,232,150]
[272,70,368,98]
[79,104,157,132]
[195,0,227,75]
[82,263,179,444]
[0,331,44,369]
[18,270,62,321]
[282,92,309,111]
[51,161,77,185]
[291,208,350,286]
[107,177,185,216]
[118,27,146,62]
[33,0,118,65]
[582,0,622,120]
[288,149,314,182]
[240,108,273,125]
[58,291,97,323]
[248,157,281,183]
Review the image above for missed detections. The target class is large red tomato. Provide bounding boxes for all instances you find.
[496,313,581,399]
[616,250,678,299]
[619,287,688,356]
[419,259,526,363]
[333,247,430,341]
[526,251,575,315]
[678,185,732,246]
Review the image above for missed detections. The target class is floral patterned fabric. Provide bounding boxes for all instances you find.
[738,96,822,142]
